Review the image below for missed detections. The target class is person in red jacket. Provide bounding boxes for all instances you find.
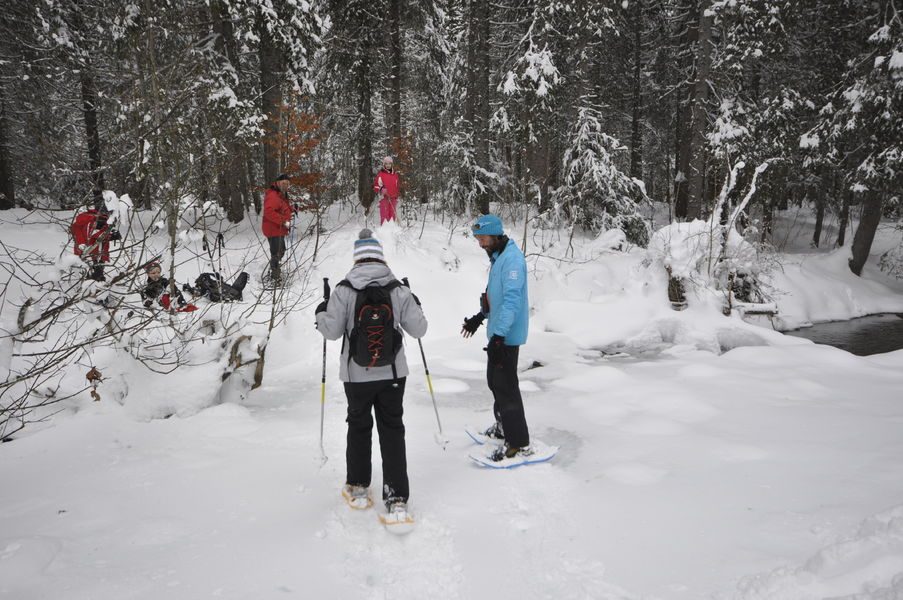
[71,207,120,281]
[262,173,293,284]
[373,156,400,225]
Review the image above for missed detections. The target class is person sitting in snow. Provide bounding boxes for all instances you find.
[314,229,428,520]
[71,206,121,282]
[140,262,197,312]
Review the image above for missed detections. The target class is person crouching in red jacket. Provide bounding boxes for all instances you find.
[373,156,399,225]
[71,207,120,281]
[262,173,293,285]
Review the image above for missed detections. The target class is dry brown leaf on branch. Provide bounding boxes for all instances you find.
[85,367,103,383]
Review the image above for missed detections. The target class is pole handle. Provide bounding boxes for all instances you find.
[323,277,330,301]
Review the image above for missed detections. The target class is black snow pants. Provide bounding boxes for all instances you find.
[487,345,530,448]
[267,236,286,276]
[343,377,409,504]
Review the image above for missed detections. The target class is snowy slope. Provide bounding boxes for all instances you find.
[2,208,903,600]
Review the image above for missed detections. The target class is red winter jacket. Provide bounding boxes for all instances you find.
[373,169,400,201]
[71,209,111,262]
[262,186,292,238]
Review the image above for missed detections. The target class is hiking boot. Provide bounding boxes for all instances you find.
[482,421,505,441]
[488,443,533,463]
[386,499,408,515]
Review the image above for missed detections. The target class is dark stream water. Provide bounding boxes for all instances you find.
[785,313,903,356]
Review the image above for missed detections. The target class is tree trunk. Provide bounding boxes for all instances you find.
[837,187,851,247]
[686,0,712,220]
[0,83,14,209]
[213,0,248,223]
[259,13,282,186]
[629,0,644,180]
[80,64,105,206]
[760,200,773,243]
[812,192,824,248]
[467,2,490,215]
[848,190,883,276]
[357,50,374,212]
[387,0,402,150]
[674,93,690,219]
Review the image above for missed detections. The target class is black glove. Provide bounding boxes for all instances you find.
[461,312,485,337]
[108,230,122,242]
[315,300,328,314]
[486,334,507,366]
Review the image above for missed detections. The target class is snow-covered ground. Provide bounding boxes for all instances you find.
[2,206,903,600]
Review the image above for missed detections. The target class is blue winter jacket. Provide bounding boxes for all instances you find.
[484,238,529,346]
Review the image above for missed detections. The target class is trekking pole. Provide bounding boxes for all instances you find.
[319,277,330,465]
[402,277,448,450]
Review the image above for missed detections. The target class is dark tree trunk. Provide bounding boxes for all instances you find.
[812,192,824,248]
[629,0,644,180]
[387,0,402,149]
[0,83,14,209]
[848,191,883,276]
[674,94,690,219]
[80,64,105,207]
[357,50,374,212]
[837,187,851,247]
[760,201,773,243]
[686,0,712,220]
[474,1,491,215]
[259,12,282,186]
[214,0,248,223]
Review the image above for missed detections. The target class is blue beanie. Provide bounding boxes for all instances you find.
[472,214,504,236]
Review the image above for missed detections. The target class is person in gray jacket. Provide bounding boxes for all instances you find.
[315,229,428,517]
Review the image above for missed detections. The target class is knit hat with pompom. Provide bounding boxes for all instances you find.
[353,229,385,263]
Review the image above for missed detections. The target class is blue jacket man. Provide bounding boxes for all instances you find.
[461,214,532,462]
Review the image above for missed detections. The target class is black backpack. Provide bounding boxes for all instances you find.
[194,272,242,302]
[338,279,403,369]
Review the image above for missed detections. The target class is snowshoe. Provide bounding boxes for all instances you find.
[464,422,505,445]
[341,484,373,510]
[378,501,414,535]
[469,440,559,469]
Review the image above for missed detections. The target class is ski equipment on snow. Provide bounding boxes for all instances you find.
[469,440,559,469]
[464,423,505,446]
[402,277,448,449]
[319,278,330,466]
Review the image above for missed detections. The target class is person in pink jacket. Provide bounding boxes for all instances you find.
[373,156,400,224]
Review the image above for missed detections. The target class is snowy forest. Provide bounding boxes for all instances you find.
[0,0,900,264]
[2,1,903,599]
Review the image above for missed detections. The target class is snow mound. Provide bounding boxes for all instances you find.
[734,505,903,599]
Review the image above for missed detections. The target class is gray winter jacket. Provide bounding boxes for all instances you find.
[315,262,428,383]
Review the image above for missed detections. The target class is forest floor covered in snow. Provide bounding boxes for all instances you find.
[2,206,903,600]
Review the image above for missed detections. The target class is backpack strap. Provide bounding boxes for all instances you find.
[384,280,402,379]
